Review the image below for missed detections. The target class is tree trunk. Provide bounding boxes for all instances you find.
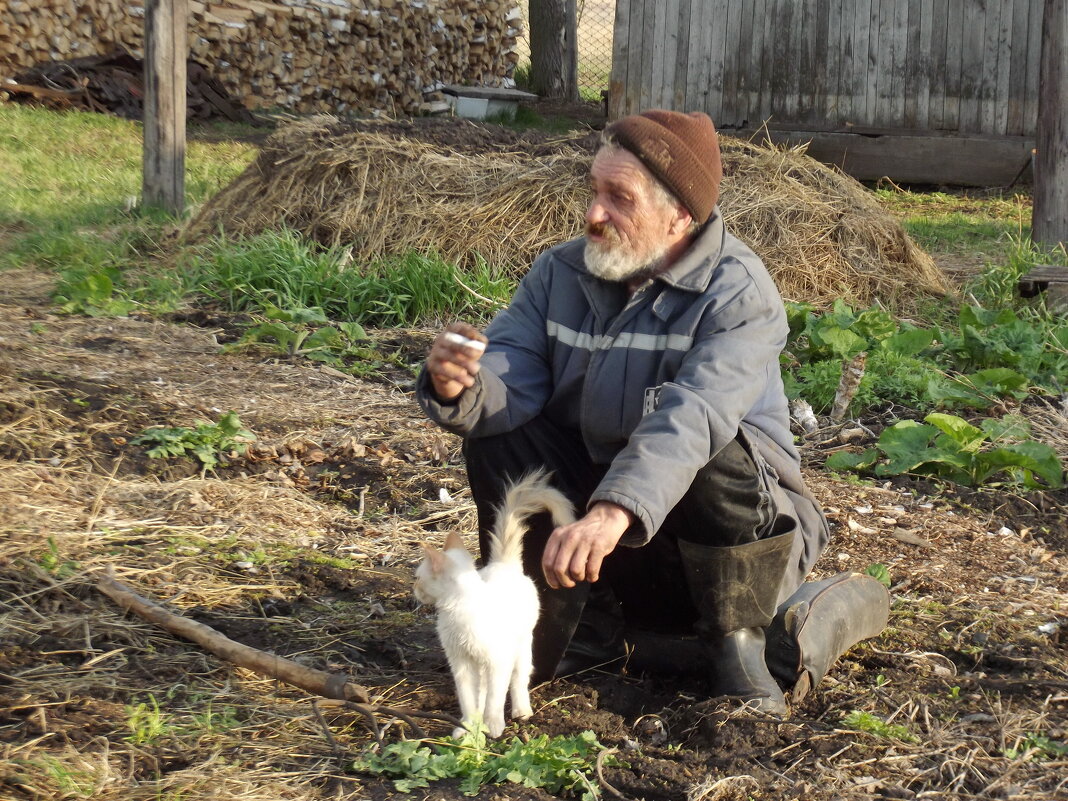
[143,0,187,216]
[528,0,578,101]
[1033,0,1068,252]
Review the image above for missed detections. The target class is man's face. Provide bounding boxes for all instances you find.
[583,146,681,283]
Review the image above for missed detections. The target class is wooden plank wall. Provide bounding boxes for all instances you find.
[609,0,1043,137]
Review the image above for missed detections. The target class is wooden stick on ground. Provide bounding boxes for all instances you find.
[96,571,463,742]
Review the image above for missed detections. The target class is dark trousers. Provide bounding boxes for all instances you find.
[462,415,782,676]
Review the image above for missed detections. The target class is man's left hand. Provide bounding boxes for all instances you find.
[542,502,634,589]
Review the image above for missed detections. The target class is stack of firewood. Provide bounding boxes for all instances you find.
[0,0,523,115]
[4,52,257,122]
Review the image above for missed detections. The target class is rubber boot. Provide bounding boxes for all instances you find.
[530,583,589,684]
[678,530,794,716]
[554,580,627,677]
[765,572,890,705]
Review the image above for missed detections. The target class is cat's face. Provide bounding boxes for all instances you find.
[413,531,472,605]
[413,555,441,604]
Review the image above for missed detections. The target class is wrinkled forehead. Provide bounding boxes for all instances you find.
[590,145,657,191]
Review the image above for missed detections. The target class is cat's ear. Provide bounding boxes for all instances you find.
[443,530,467,552]
[422,544,447,574]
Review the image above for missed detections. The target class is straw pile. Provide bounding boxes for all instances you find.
[184,116,952,309]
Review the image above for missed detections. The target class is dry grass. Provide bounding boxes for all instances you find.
[183,117,952,311]
[1,272,1065,801]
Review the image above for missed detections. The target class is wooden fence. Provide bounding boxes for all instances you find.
[609,0,1044,138]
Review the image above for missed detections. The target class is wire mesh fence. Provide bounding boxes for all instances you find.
[513,0,615,101]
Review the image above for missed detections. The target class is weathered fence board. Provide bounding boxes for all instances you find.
[609,0,1045,139]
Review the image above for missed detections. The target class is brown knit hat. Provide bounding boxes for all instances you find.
[604,110,722,225]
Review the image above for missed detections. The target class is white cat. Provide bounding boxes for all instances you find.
[414,470,575,738]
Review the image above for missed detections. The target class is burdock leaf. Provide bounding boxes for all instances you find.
[875,421,938,475]
[925,413,986,451]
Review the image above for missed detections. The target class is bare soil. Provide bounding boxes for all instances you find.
[1,116,1066,799]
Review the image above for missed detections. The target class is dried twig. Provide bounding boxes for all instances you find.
[595,747,633,800]
[96,571,462,743]
[830,351,867,422]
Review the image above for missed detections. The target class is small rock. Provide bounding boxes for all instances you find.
[838,427,866,443]
[961,714,997,725]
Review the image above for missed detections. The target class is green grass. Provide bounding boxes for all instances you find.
[872,186,1032,265]
[0,105,255,272]
[181,229,512,325]
[1,106,512,327]
[0,105,253,229]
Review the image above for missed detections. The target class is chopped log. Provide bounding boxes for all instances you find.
[0,0,524,117]
[2,80,86,105]
[7,51,255,123]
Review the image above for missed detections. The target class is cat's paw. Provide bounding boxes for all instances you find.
[511,704,533,721]
[451,726,468,739]
[486,716,505,738]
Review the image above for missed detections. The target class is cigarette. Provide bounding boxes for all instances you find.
[443,332,486,352]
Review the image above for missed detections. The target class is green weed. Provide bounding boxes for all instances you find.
[125,695,175,745]
[131,411,255,471]
[842,710,918,743]
[965,235,1067,308]
[224,304,412,378]
[353,727,623,799]
[826,413,1064,490]
[937,305,1067,395]
[37,536,79,579]
[1004,732,1068,761]
[864,563,891,588]
[52,267,138,317]
[783,299,945,413]
[23,756,97,797]
[189,702,241,734]
[183,230,511,326]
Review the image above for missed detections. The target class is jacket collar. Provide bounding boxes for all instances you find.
[652,207,726,293]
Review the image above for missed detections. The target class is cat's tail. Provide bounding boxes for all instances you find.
[487,469,575,566]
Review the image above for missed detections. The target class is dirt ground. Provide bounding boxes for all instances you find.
[1,116,1066,800]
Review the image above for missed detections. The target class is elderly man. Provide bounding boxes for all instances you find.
[417,110,888,714]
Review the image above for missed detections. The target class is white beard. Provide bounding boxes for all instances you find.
[583,236,669,283]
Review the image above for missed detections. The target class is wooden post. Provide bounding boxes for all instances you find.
[142,0,188,216]
[1033,0,1068,252]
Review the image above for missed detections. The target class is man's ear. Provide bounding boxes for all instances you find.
[669,204,694,237]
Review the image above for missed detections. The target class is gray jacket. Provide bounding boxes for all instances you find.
[418,211,829,593]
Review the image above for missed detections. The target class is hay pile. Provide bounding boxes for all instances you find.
[184,116,952,309]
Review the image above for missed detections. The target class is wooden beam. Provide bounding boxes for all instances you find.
[142,0,188,216]
[735,128,1035,186]
[1033,0,1068,252]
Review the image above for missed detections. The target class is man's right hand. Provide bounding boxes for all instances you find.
[426,322,488,401]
